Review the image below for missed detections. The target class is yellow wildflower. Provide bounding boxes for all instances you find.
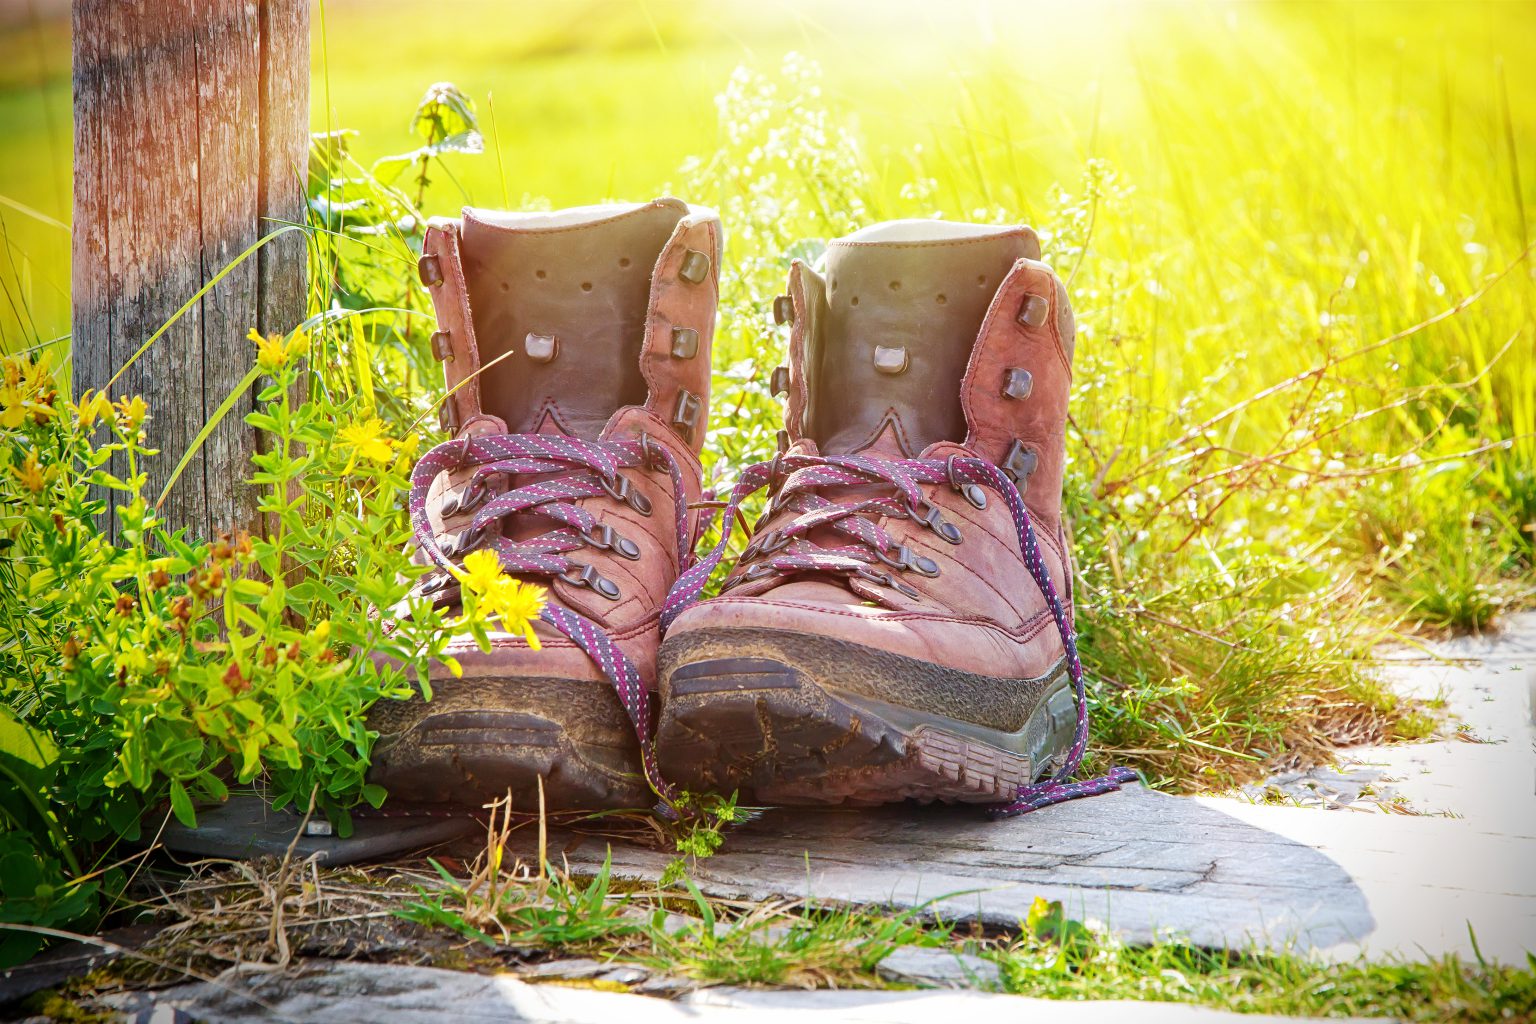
[76,389,114,428]
[0,387,24,429]
[484,580,546,649]
[455,550,546,649]
[458,549,504,594]
[13,451,45,493]
[338,417,395,464]
[1,356,36,429]
[0,354,58,429]
[114,395,149,430]
[248,327,310,373]
[249,329,285,372]
[395,432,422,461]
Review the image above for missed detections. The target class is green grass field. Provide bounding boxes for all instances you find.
[2,0,1534,784]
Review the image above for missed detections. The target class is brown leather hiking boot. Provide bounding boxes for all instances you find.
[656,220,1134,814]
[368,198,721,811]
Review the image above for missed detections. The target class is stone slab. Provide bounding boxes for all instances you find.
[160,796,476,865]
[508,786,1396,956]
[875,945,1001,989]
[97,960,1388,1024]
[496,770,1533,963]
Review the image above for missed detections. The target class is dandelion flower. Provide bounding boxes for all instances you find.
[0,390,25,430]
[483,577,547,650]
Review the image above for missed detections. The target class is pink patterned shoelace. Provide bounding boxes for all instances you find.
[409,431,690,811]
[662,450,1137,818]
[408,433,1134,818]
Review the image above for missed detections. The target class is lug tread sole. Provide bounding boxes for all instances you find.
[658,656,1037,807]
[367,677,648,812]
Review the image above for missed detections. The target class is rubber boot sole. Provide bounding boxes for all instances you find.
[367,675,649,811]
[656,627,1076,806]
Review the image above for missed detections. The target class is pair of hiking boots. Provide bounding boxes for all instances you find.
[369,197,1134,818]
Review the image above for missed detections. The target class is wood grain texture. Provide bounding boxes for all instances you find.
[71,0,308,541]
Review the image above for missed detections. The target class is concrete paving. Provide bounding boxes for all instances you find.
[1235,611,1536,824]
[92,960,1386,1024]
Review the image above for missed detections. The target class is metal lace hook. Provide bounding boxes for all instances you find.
[445,430,475,469]
[946,453,988,510]
[637,430,667,473]
[559,562,622,600]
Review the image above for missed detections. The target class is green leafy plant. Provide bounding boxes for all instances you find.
[0,333,470,964]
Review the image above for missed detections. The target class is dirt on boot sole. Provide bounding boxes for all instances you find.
[368,674,650,811]
[656,627,1077,806]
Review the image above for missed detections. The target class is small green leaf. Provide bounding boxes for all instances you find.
[168,779,197,828]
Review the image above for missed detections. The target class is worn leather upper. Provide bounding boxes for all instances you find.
[676,221,1078,686]
[412,198,721,684]
[811,221,1041,457]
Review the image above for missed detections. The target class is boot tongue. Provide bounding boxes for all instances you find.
[460,200,688,438]
[814,222,1039,456]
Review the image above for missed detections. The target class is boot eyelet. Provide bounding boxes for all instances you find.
[634,431,668,473]
[1002,439,1039,492]
[525,332,559,363]
[906,499,963,545]
[770,365,790,398]
[440,481,489,520]
[772,294,794,325]
[598,474,653,516]
[855,567,919,599]
[875,543,912,570]
[722,565,772,591]
[875,544,942,578]
[669,327,700,360]
[581,523,641,560]
[670,389,702,443]
[418,254,443,287]
[679,249,711,284]
[441,526,485,559]
[560,563,621,600]
[872,345,909,375]
[944,455,988,510]
[1001,367,1033,400]
[1017,293,1049,329]
[756,528,791,555]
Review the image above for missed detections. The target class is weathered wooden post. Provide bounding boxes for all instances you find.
[71,0,308,540]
